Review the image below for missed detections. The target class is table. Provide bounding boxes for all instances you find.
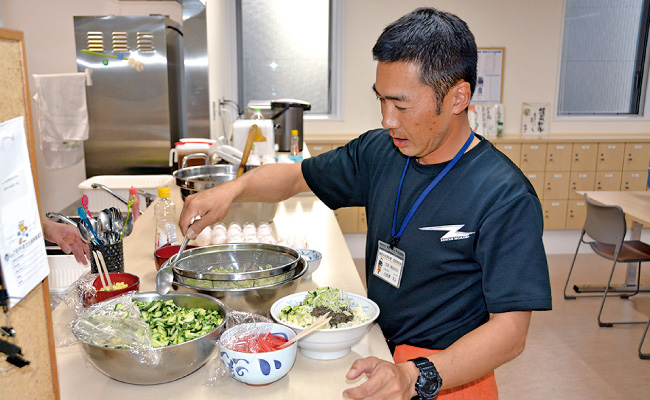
[575,191,650,293]
[53,188,392,399]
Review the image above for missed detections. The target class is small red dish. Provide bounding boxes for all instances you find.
[83,272,140,307]
[154,244,198,271]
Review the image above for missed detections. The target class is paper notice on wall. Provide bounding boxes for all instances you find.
[0,117,49,308]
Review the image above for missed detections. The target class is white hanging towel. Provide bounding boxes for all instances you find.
[32,72,89,169]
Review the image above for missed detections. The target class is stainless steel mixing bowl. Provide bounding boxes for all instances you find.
[73,292,228,385]
[171,256,307,316]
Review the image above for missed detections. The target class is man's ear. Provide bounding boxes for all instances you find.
[451,81,471,114]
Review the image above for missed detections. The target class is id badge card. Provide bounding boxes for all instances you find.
[373,240,406,288]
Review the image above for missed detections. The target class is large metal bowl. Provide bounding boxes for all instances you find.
[170,256,307,316]
[73,292,229,385]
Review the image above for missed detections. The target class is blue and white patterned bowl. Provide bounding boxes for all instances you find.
[219,322,297,385]
[297,249,322,279]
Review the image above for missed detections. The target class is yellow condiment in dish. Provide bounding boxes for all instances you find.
[99,281,129,292]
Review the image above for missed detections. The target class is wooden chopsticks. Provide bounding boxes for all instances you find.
[92,250,113,291]
[279,313,331,349]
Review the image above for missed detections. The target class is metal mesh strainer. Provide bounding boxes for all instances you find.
[170,243,301,281]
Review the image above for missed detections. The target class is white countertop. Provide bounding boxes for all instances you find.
[53,187,392,399]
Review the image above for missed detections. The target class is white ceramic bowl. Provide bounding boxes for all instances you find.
[297,249,322,279]
[219,322,297,385]
[270,291,380,360]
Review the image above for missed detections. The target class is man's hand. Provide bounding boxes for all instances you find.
[343,356,418,400]
[42,219,90,265]
[178,181,239,240]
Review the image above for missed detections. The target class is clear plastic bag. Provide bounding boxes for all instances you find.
[52,273,98,348]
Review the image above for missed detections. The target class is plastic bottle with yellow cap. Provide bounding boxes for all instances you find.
[154,186,178,249]
[290,129,300,156]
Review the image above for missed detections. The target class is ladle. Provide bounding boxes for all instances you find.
[156,264,174,295]
[155,216,200,295]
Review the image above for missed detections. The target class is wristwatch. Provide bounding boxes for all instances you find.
[409,357,442,399]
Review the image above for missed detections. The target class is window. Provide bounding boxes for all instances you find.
[235,0,342,118]
[557,0,650,116]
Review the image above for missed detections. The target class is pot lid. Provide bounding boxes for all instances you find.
[270,99,311,110]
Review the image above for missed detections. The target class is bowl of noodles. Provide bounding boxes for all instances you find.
[269,287,380,360]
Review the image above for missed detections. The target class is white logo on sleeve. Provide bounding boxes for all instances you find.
[420,224,475,242]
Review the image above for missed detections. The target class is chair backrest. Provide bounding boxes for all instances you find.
[583,193,627,246]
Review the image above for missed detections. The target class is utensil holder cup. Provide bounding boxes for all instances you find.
[90,241,124,273]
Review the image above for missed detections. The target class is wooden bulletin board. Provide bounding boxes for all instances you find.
[0,28,59,400]
[472,47,505,104]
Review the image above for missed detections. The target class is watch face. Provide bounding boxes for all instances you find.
[422,373,440,393]
[417,369,441,398]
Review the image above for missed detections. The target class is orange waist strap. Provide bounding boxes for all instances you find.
[393,344,498,400]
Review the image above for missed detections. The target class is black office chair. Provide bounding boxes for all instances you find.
[562,194,650,328]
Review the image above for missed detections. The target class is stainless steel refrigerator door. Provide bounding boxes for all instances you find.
[74,16,184,176]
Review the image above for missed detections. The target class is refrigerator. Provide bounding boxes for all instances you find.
[74,15,193,177]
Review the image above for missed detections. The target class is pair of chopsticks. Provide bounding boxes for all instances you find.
[279,313,331,350]
[92,251,113,291]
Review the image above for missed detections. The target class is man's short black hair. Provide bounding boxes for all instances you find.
[372,7,478,113]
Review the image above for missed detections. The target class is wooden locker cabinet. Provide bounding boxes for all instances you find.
[623,143,650,171]
[542,199,567,229]
[568,171,595,199]
[545,143,572,171]
[520,144,547,171]
[495,143,521,167]
[525,172,545,200]
[307,142,333,157]
[595,171,622,191]
[571,143,598,171]
[544,171,570,199]
[621,170,648,191]
[333,207,359,233]
[358,208,368,233]
[596,143,624,171]
[566,199,587,230]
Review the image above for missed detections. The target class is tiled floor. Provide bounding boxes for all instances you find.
[353,253,650,399]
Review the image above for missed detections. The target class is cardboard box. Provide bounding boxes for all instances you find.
[521,103,550,135]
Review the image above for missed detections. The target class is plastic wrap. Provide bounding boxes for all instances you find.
[71,293,161,365]
[52,274,160,364]
[203,310,271,387]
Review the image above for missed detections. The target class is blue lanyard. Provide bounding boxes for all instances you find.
[390,131,475,248]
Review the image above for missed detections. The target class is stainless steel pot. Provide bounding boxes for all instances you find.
[173,153,252,193]
[172,153,277,223]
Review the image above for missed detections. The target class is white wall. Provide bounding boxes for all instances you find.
[0,0,182,215]
[300,0,650,139]
[2,0,649,214]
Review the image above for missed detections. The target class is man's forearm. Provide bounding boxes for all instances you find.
[234,162,311,202]
[427,311,531,390]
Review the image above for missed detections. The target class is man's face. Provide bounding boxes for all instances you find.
[374,61,457,164]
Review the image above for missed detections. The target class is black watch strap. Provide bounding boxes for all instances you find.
[409,357,442,399]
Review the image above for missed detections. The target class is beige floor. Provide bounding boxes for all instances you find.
[353,253,650,399]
